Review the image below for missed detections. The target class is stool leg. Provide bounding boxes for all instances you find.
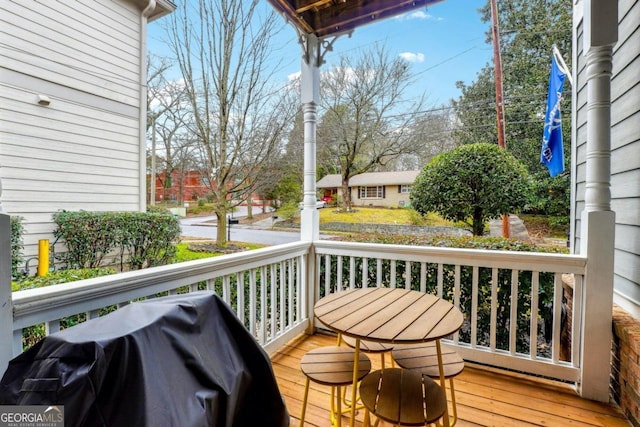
[300,377,310,426]
[336,385,342,427]
[449,377,458,427]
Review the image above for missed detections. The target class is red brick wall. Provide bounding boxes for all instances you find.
[611,305,640,426]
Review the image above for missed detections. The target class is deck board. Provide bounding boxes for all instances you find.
[270,332,629,427]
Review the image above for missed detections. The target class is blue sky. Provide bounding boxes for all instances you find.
[147,0,491,107]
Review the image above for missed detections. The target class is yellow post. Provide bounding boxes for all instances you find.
[37,239,49,276]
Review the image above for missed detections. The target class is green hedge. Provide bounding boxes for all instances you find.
[52,211,180,270]
[10,216,24,279]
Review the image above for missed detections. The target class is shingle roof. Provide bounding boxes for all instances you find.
[316,171,420,188]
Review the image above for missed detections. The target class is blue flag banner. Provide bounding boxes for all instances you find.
[541,54,567,177]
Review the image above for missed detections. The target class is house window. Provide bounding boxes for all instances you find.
[359,186,384,199]
[399,185,412,194]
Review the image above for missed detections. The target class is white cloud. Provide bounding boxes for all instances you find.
[394,10,443,21]
[287,71,301,82]
[408,11,433,20]
[399,52,425,63]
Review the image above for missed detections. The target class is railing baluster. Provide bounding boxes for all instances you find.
[249,269,257,336]
[572,274,583,366]
[471,266,479,348]
[271,264,287,338]
[376,258,382,288]
[324,254,331,294]
[13,330,22,357]
[510,270,519,355]
[349,257,355,289]
[270,264,277,336]
[552,273,563,363]
[362,257,368,288]
[260,266,267,344]
[454,265,461,310]
[280,261,285,333]
[237,272,244,321]
[490,268,498,351]
[437,264,444,299]
[405,261,411,289]
[288,259,294,327]
[223,275,230,304]
[530,271,540,359]
[297,256,306,320]
[337,255,343,291]
[390,260,396,288]
[46,319,60,335]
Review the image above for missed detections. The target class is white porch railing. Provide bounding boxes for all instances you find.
[9,241,312,358]
[313,240,586,383]
[5,240,586,387]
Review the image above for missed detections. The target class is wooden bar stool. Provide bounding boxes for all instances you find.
[359,368,447,426]
[300,346,371,427]
[392,342,465,426]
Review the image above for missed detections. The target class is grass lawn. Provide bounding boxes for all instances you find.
[318,207,457,227]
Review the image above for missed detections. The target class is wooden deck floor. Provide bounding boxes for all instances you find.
[271,332,630,427]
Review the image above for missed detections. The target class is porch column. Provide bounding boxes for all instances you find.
[299,33,321,242]
[578,0,617,401]
[0,179,13,376]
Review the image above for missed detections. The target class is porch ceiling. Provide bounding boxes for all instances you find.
[266,0,447,38]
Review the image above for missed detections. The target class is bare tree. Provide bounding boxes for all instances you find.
[147,61,197,204]
[319,44,428,210]
[387,108,460,170]
[147,55,196,204]
[166,0,295,245]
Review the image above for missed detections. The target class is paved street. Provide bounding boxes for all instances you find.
[179,208,335,245]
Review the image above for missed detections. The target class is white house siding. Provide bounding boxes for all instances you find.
[573,0,640,317]
[0,0,145,264]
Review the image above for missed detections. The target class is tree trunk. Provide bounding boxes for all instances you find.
[247,199,253,219]
[216,211,227,246]
[341,179,352,211]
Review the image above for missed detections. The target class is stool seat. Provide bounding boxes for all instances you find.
[392,342,464,378]
[300,346,372,426]
[360,368,447,426]
[301,345,371,385]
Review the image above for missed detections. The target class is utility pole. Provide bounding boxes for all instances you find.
[490,0,510,238]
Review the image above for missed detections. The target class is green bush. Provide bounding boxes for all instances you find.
[53,211,180,271]
[10,216,24,279]
[411,143,530,236]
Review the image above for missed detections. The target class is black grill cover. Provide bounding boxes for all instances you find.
[0,292,289,427]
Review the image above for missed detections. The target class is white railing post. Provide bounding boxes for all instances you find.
[578,0,617,401]
[0,212,13,376]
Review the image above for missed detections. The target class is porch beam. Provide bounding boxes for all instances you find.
[578,0,617,401]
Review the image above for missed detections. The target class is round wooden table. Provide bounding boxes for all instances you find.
[314,287,464,427]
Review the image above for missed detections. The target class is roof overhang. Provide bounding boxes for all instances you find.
[133,0,176,22]
[267,0,447,38]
